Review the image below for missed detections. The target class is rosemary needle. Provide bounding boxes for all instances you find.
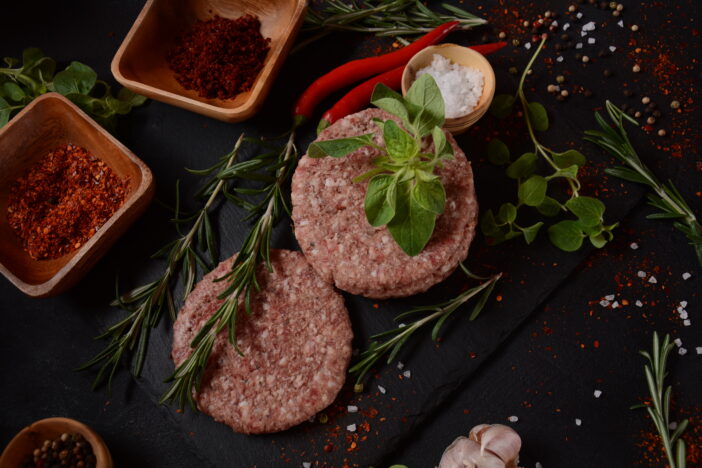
[585,101,702,268]
[350,265,502,391]
[633,332,689,468]
[79,135,245,390]
[160,132,298,409]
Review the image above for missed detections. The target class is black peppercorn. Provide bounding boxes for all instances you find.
[561,33,571,41]
[584,89,593,97]
[623,89,633,97]
[603,69,612,77]
[653,110,662,118]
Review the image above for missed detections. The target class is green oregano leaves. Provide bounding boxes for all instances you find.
[308,74,452,256]
[482,38,617,251]
[0,48,146,130]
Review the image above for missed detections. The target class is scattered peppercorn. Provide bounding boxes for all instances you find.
[584,89,593,98]
[631,24,639,32]
[547,84,558,93]
[612,10,620,17]
[670,100,681,109]
[623,89,634,97]
[647,116,656,124]
[21,432,96,468]
[634,111,642,118]
[556,75,565,83]
[498,31,507,39]
[657,129,667,137]
[7,144,128,260]
[642,96,651,104]
[632,64,641,73]
[603,69,612,77]
[582,55,590,63]
[653,110,662,118]
[509,66,519,75]
[560,89,570,97]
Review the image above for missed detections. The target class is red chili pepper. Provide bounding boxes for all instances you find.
[317,42,507,133]
[293,21,460,128]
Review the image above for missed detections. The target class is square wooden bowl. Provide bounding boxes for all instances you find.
[0,93,155,298]
[111,0,308,122]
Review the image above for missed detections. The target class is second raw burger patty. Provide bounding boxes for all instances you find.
[291,109,478,299]
[171,249,352,434]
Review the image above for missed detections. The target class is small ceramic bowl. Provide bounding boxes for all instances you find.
[0,417,113,468]
[111,0,308,122]
[401,43,496,135]
[0,93,154,297]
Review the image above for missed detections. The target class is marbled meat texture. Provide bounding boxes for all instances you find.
[291,109,478,299]
[171,249,353,434]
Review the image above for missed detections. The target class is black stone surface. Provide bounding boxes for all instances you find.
[1,1,700,467]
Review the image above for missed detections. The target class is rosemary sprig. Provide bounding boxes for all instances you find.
[296,0,486,51]
[633,332,689,468]
[79,135,245,390]
[585,101,702,268]
[160,132,298,409]
[350,265,501,391]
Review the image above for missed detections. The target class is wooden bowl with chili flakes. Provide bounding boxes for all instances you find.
[0,93,154,298]
[0,417,113,468]
[111,0,308,123]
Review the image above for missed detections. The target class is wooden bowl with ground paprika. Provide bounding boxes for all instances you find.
[0,93,154,298]
[111,0,308,122]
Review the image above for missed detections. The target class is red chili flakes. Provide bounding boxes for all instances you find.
[167,15,271,100]
[7,144,128,260]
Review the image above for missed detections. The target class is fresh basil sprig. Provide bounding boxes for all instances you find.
[308,74,453,256]
[483,38,617,251]
[0,48,146,130]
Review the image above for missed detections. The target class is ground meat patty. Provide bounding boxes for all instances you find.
[171,249,352,434]
[291,108,478,299]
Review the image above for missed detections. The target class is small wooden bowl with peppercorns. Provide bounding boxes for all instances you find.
[111,0,308,122]
[0,93,155,297]
[0,417,113,468]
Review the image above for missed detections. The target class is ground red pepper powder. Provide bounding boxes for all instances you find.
[7,144,128,260]
[167,14,271,100]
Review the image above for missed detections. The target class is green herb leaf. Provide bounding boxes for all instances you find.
[53,61,98,95]
[412,177,445,215]
[387,181,436,256]
[497,202,517,224]
[527,101,549,131]
[522,222,543,244]
[589,233,607,248]
[364,174,397,227]
[550,164,579,182]
[537,196,562,217]
[308,133,374,158]
[553,149,586,168]
[481,209,501,236]
[489,94,515,118]
[0,97,11,127]
[383,120,419,161]
[432,126,453,160]
[371,83,409,124]
[518,175,547,207]
[566,196,605,227]
[2,82,25,102]
[487,138,510,165]
[406,74,444,136]
[117,87,148,107]
[548,220,585,251]
[506,152,537,179]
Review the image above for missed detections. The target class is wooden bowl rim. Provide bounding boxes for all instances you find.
[401,43,496,134]
[0,417,113,468]
[111,0,308,119]
[0,92,154,297]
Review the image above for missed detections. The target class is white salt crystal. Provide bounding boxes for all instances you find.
[556,56,564,62]
[508,415,519,422]
[612,301,620,309]
[609,46,617,52]
[575,418,582,426]
[630,242,639,249]
[600,300,610,307]
[581,31,588,37]
[682,272,692,280]
[637,271,647,278]
[588,38,596,44]
[605,294,615,301]
[536,463,543,468]
[684,319,691,326]
[680,310,689,320]
[594,390,602,398]
[397,362,404,370]
[348,405,358,413]
[525,42,532,50]
[679,347,687,356]
[674,338,683,347]
[680,301,688,308]
[635,300,643,307]
[618,20,624,27]
[303,463,311,468]
[403,370,411,379]
[378,385,386,394]
[577,12,583,19]
[416,54,484,119]
[552,20,559,27]
[346,424,357,432]
[576,42,583,49]
[582,21,596,31]
[696,347,702,355]
[648,276,657,284]
[563,23,571,31]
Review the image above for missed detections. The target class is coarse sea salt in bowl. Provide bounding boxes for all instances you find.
[402,44,496,135]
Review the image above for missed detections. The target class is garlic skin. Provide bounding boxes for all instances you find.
[439,424,522,468]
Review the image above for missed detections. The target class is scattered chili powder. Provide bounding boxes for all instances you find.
[7,144,128,260]
[167,14,271,100]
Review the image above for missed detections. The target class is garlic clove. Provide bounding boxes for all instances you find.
[469,424,522,467]
[438,436,506,468]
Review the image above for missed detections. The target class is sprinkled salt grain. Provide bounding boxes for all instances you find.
[612,301,619,309]
[536,463,543,468]
[609,46,617,52]
[680,301,688,308]
[348,405,358,413]
[581,31,588,37]
[669,422,678,430]
[378,385,386,394]
[588,38,596,44]
[576,12,583,19]
[582,21,596,31]
[397,362,404,370]
[648,276,657,284]
[637,271,646,278]
[347,424,357,432]
[508,415,519,423]
[696,347,702,355]
[524,42,532,50]
[618,20,624,27]
[630,242,639,249]
[635,300,643,307]
[674,338,683,347]
[682,272,692,280]
[605,294,615,301]
[552,20,559,27]
[403,370,411,379]
[556,56,564,62]
[679,310,688,320]
[415,54,484,119]
[575,418,582,426]
[576,42,583,49]
[303,462,312,468]
[679,347,687,356]
[594,390,602,398]
[600,300,610,307]
[563,23,571,31]
[399,323,406,328]
[684,320,691,326]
